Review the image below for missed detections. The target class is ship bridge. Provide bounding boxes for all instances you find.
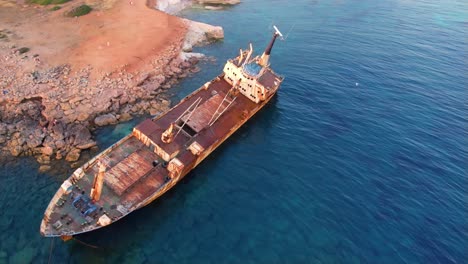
[221,27,284,104]
[242,62,263,77]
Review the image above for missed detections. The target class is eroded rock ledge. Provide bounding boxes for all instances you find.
[0,0,227,170]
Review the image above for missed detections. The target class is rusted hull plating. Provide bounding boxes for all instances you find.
[140,88,277,207]
[40,51,283,238]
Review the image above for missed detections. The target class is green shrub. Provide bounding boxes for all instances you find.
[66,5,92,17]
[50,5,62,11]
[28,0,70,5]
[18,47,30,54]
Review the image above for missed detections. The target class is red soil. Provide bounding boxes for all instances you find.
[0,0,187,76]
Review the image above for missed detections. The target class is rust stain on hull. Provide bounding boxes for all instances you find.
[40,31,285,238]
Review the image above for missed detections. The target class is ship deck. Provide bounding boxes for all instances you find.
[41,68,283,237]
[41,135,170,236]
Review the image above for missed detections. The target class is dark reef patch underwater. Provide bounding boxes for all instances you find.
[1,0,467,263]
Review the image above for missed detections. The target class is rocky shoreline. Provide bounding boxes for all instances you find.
[0,1,230,171]
[154,0,240,14]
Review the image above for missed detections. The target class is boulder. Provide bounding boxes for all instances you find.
[77,112,90,122]
[155,0,193,14]
[65,148,81,162]
[27,137,43,149]
[72,125,93,146]
[149,108,160,116]
[119,112,133,122]
[119,95,129,105]
[76,141,97,150]
[94,113,117,126]
[60,102,71,111]
[160,99,171,107]
[51,123,65,139]
[43,137,56,150]
[40,146,53,156]
[179,52,205,62]
[93,101,112,113]
[207,28,224,40]
[63,109,75,116]
[10,146,23,157]
[55,139,65,149]
[0,124,7,135]
[8,140,23,156]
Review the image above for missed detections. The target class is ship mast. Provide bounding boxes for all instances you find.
[90,162,106,202]
[258,26,283,67]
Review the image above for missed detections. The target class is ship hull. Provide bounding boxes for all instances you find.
[41,45,284,238]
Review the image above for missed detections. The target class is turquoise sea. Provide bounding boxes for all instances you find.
[0,0,467,263]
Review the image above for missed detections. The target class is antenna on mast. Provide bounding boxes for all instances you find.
[258,25,284,67]
[283,23,296,40]
[273,25,284,40]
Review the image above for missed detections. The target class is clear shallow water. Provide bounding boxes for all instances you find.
[1,0,467,263]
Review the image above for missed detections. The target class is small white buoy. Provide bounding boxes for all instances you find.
[355,82,359,86]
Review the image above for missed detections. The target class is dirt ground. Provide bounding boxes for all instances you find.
[0,0,187,77]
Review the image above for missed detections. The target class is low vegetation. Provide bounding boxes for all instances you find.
[28,0,71,5]
[18,47,30,54]
[66,5,92,17]
[50,6,62,11]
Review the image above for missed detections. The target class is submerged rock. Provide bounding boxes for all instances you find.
[204,5,224,10]
[197,0,240,4]
[119,112,133,122]
[39,165,52,172]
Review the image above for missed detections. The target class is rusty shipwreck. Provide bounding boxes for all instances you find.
[40,27,285,238]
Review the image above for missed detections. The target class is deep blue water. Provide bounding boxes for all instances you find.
[0,0,467,263]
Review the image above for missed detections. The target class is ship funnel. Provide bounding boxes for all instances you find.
[258,25,283,67]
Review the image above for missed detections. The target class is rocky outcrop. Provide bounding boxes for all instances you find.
[0,0,227,170]
[154,0,240,14]
[155,0,193,14]
[197,0,240,5]
[0,36,203,169]
[182,19,224,52]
